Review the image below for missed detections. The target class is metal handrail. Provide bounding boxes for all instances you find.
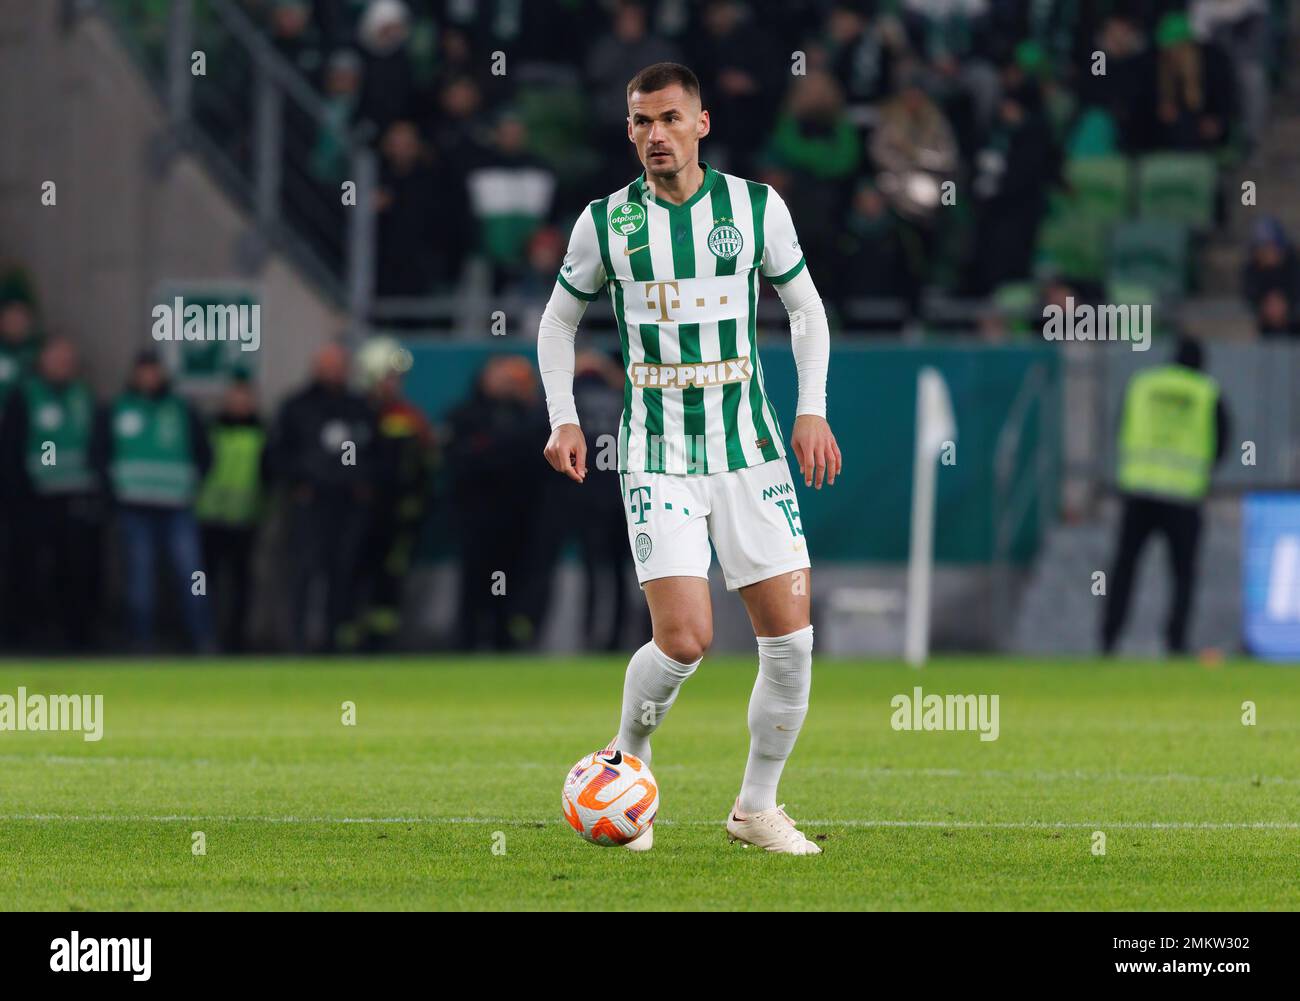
[92,0,377,326]
[990,361,1057,645]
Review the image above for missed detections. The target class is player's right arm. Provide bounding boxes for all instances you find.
[539,205,606,484]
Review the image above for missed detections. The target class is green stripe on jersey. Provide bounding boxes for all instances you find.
[709,179,744,469]
[678,320,706,474]
[667,206,696,279]
[746,267,779,462]
[556,271,598,301]
[746,179,767,270]
[639,322,665,473]
[769,256,806,285]
[591,196,632,465]
[745,182,779,461]
[624,186,665,473]
[590,198,613,277]
[612,277,633,467]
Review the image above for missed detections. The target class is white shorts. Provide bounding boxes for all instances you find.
[621,458,811,591]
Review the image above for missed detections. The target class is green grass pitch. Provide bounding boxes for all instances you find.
[0,656,1296,910]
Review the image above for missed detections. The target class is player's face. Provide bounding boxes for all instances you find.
[627,84,709,179]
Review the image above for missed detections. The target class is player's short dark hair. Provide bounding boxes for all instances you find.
[626,62,701,105]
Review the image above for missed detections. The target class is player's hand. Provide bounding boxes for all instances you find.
[791,414,841,490]
[543,423,587,483]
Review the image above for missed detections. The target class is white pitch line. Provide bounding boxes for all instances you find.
[810,766,1300,787]
[5,756,1298,789]
[1,814,1297,830]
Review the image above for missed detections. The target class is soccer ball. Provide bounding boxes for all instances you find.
[562,747,658,847]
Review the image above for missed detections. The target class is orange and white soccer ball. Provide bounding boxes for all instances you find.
[562,747,659,847]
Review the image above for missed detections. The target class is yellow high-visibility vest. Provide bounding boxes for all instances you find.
[1117,365,1219,501]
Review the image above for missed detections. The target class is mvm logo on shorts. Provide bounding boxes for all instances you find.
[630,357,752,389]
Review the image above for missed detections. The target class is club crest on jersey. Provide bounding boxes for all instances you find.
[708,219,743,260]
[635,532,653,562]
[609,201,647,236]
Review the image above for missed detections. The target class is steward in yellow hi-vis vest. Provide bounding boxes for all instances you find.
[1117,366,1219,502]
[195,376,266,653]
[1102,338,1229,656]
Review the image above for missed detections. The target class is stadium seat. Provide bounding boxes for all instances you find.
[992,282,1038,334]
[1036,205,1109,283]
[1064,155,1131,224]
[1107,220,1189,299]
[1102,279,1164,335]
[1137,153,1217,229]
[517,84,596,176]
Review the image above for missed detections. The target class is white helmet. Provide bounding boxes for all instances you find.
[355,335,413,390]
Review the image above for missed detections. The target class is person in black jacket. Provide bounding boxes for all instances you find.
[1243,217,1300,337]
[1153,12,1236,152]
[1078,14,1158,154]
[968,71,1058,294]
[444,355,550,650]
[569,351,639,651]
[267,342,377,652]
[347,340,437,652]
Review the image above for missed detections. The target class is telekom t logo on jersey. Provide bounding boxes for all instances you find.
[645,280,680,321]
[643,281,732,323]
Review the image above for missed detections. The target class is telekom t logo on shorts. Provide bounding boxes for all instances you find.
[629,485,652,525]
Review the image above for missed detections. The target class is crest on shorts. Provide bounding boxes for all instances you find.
[610,201,647,237]
[635,532,653,562]
[708,219,743,260]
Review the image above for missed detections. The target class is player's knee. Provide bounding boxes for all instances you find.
[656,624,711,665]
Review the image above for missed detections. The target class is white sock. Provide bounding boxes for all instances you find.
[738,625,813,814]
[614,640,701,765]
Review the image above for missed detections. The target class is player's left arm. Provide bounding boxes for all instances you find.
[762,189,841,489]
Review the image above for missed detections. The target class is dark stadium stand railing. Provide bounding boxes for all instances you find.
[991,359,1061,645]
[91,0,1292,348]
[99,0,379,330]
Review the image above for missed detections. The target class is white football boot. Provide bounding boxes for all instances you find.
[726,799,822,855]
[624,822,654,851]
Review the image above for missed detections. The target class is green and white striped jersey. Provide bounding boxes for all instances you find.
[555,162,807,476]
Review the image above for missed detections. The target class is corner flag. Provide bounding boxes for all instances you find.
[905,366,956,667]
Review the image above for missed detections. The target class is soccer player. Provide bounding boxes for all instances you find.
[538,63,840,854]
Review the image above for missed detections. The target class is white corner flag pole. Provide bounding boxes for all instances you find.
[905,367,956,668]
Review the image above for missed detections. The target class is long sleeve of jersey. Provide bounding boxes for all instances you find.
[760,188,829,419]
[537,281,590,430]
[539,205,606,430]
[774,266,830,419]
